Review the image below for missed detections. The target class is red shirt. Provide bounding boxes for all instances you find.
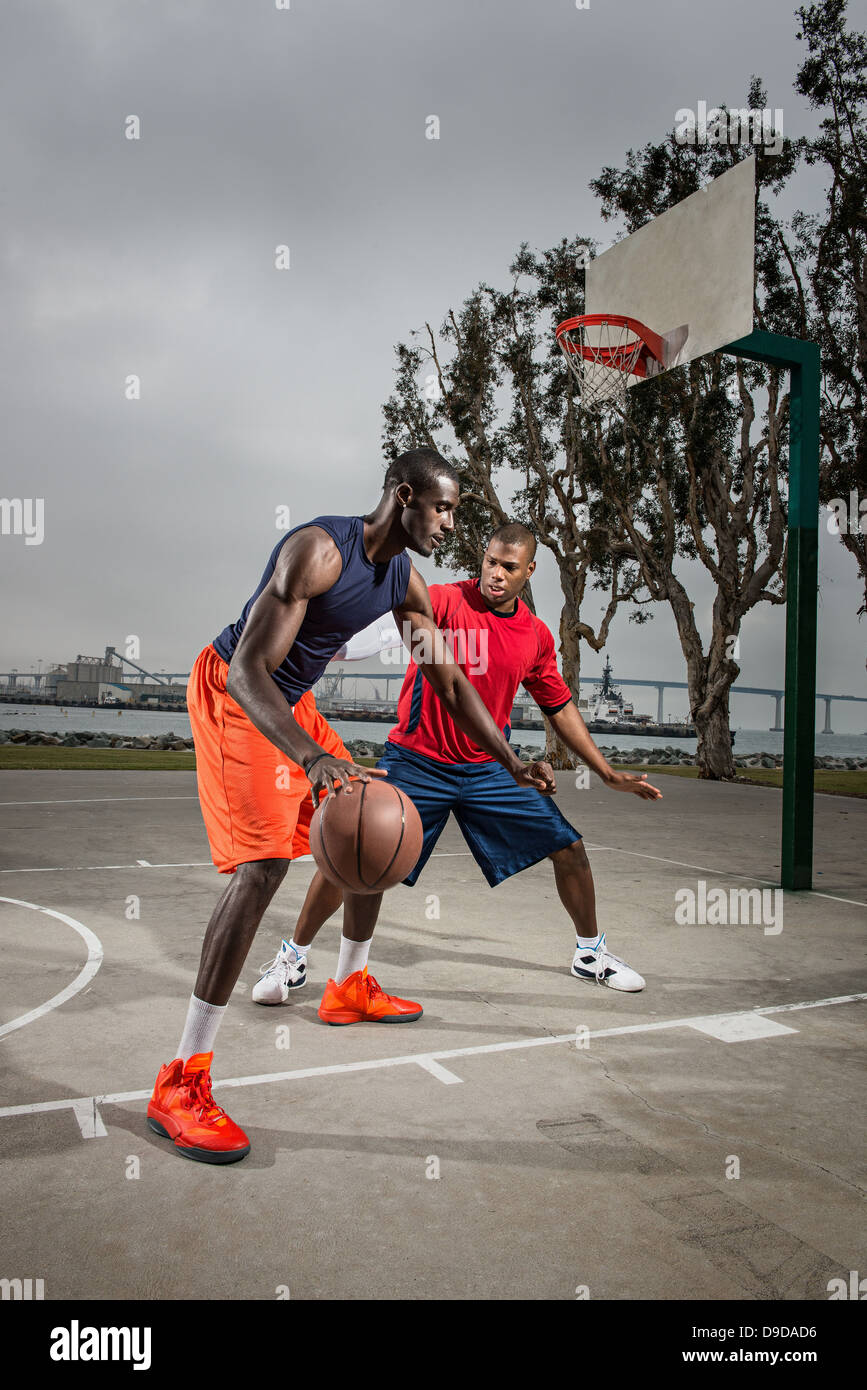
[388,579,572,764]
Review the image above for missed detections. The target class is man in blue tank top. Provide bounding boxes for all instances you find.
[147,447,555,1164]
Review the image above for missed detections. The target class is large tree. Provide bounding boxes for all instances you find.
[793,0,867,640]
[383,87,810,779]
[588,88,802,777]
[382,273,651,769]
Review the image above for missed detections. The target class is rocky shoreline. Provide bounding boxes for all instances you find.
[2,729,865,772]
[342,739,866,772]
[593,744,867,771]
[0,728,195,751]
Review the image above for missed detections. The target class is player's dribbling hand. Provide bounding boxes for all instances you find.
[513,759,557,796]
[602,770,662,800]
[305,755,388,809]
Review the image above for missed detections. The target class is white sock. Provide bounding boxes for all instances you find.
[576,932,603,951]
[336,935,371,983]
[176,993,227,1063]
[285,937,308,961]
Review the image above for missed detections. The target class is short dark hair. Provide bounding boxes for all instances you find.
[384,447,459,495]
[488,522,537,559]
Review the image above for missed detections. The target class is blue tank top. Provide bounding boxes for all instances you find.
[212,516,411,704]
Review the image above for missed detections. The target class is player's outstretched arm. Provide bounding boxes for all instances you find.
[394,567,556,794]
[225,528,385,804]
[546,701,663,800]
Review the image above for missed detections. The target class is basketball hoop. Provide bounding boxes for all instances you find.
[555,314,666,416]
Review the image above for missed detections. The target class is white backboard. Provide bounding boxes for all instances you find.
[584,157,756,382]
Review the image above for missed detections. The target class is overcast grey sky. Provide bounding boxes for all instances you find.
[2,0,864,728]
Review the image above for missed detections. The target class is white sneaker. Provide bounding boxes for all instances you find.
[570,933,645,992]
[252,941,307,1005]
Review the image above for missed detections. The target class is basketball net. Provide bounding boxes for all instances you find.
[556,317,647,417]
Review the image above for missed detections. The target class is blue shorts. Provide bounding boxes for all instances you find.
[377,741,581,888]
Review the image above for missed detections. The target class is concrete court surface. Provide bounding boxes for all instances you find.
[0,767,864,1302]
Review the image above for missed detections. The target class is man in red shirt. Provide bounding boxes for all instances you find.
[254,523,661,1007]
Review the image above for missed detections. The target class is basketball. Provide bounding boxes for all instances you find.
[309,779,423,893]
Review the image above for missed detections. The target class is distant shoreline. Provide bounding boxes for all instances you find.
[2,703,866,753]
[0,695,700,739]
[2,727,865,771]
[0,696,188,713]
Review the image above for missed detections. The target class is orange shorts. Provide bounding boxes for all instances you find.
[187,644,352,874]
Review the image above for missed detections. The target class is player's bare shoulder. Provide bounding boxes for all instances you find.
[271,526,343,602]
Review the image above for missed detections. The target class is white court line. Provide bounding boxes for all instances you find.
[71,1098,108,1138]
[414,1056,464,1085]
[583,843,782,885]
[0,897,104,1040]
[1,845,864,907]
[0,992,863,1136]
[753,993,867,1016]
[584,843,867,908]
[0,839,861,906]
[0,797,199,806]
[422,852,473,859]
[0,862,214,875]
[0,852,474,876]
[688,1013,799,1043]
[807,890,867,907]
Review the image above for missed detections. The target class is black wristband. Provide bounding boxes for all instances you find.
[303,751,330,777]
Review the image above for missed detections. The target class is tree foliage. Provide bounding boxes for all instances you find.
[793,0,867,618]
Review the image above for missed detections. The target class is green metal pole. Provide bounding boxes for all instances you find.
[722,332,821,890]
[781,348,820,888]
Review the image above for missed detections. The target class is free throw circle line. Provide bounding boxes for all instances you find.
[0,896,104,1040]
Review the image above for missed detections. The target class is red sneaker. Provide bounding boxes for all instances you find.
[318,967,423,1025]
[146,1052,250,1164]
